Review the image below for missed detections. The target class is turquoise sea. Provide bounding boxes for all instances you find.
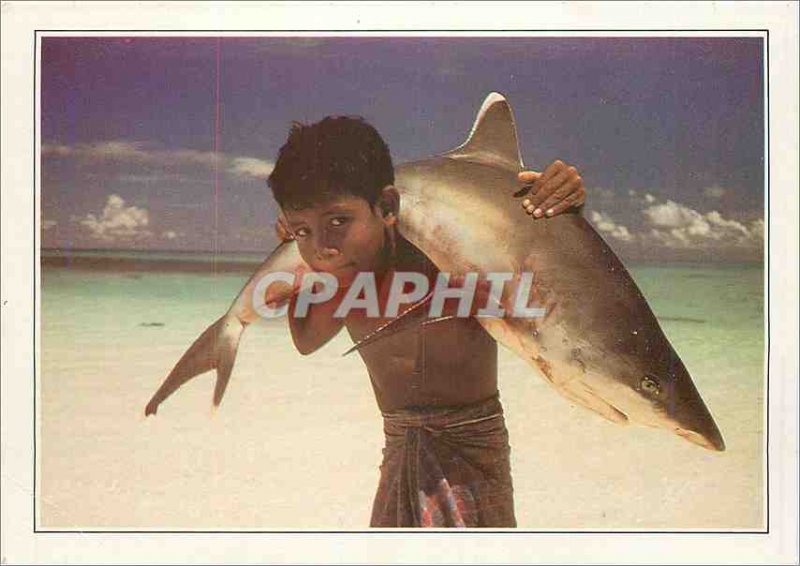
[38,249,765,529]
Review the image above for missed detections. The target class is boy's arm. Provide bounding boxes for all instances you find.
[517,160,586,218]
[287,292,345,355]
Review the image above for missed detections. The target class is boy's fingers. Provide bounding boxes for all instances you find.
[521,199,536,215]
[573,186,586,207]
[517,170,541,183]
[538,160,566,185]
[514,171,541,198]
[275,214,295,241]
[519,161,567,199]
[543,191,582,217]
[539,176,583,216]
[529,167,571,210]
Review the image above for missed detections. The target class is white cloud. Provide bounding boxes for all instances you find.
[644,193,656,203]
[77,194,152,241]
[41,219,57,231]
[162,230,180,240]
[42,144,73,157]
[229,156,274,178]
[589,211,634,242]
[642,199,761,249]
[43,140,268,178]
[591,187,616,201]
[703,185,726,199]
[748,218,764,237]
[86,140,152,161]
[643,200,700,228]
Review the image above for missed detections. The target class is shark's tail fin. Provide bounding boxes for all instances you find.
[144,314,245,415]
[213,316,244,406]
[443,92,524,170]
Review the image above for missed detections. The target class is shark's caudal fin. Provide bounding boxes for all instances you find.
[443,92,524,170]
[144,314,245,415]
[212,316,245,405]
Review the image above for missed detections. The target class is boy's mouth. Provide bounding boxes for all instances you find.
[316,261,357,277]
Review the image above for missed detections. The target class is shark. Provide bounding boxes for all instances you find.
[144,92,725,452]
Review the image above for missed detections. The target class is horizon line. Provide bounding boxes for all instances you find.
[40,246,765,265]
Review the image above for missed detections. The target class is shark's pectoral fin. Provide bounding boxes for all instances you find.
[342,293,434,355]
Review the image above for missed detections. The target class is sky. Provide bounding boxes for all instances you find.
[40,36,764,262]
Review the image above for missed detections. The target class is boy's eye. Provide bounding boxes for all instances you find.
[294,227,310,238]
[330,217,349,227]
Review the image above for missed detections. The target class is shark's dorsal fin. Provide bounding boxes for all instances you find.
[443,92,523,170]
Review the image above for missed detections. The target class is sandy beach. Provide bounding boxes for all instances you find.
[38,259,764,530]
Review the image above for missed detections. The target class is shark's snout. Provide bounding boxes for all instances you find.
[667,364,726,452]
[675,426,726,452]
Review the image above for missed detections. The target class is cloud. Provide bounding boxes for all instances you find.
[642,199,760,249]
[43,140,269,178]
[584,188,762,261]
[643,200,700,228]
[748,218,764,237]
[77,194,152,241]
[41,144,73,157]
[589,211,635,242]
[703,185,726,199]
[590,187,616,201]
[41,218,57,231]
[44,140,216,166]
[162,230,184,240]
[229,156,274,179]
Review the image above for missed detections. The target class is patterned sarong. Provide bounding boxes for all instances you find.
[369,394,516,528]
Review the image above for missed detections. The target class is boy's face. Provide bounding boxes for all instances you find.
[282,192,396,287]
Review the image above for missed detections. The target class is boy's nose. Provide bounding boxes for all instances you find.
[314,231,341,261]
[314,241,341,261]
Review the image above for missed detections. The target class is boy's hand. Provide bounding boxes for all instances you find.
[517,160,586,218]
[274,214,295,242]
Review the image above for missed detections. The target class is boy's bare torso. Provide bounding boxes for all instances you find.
[336,237,498,413]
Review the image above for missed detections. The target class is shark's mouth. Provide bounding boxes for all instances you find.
[556,377,630,425]
[574,386,725,451]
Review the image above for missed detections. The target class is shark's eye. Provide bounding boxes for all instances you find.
[640,376,662,396]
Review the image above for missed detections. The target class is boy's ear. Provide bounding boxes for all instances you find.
[377,185,400,224]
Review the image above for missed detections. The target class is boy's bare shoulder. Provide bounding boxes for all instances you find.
[394,236,436,272]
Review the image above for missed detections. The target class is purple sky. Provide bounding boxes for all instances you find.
[40,36,764,261]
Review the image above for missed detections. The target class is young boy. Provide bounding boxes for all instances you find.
[268,116,585,528]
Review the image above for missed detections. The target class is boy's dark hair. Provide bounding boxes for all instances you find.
[268,116,394,210]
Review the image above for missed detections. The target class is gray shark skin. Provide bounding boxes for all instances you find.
[144,93,724,452]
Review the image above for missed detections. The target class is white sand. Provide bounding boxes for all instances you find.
[39,319,763,530]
